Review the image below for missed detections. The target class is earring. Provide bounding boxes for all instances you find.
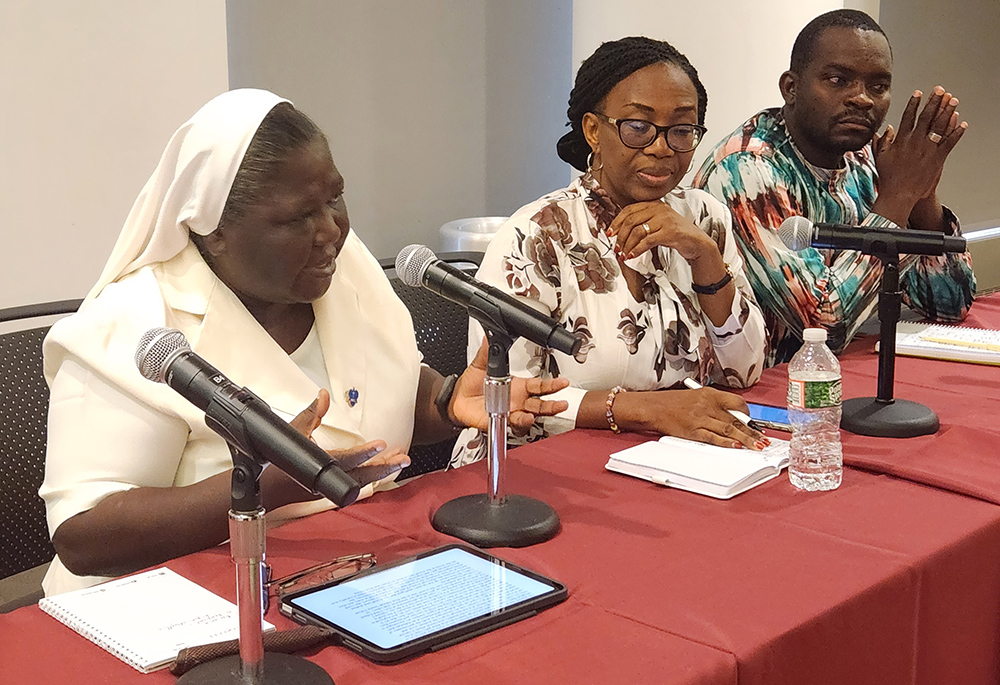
[587,151,603,173]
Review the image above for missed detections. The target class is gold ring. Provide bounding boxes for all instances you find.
[643,223,651,235]
[928,132,943,144]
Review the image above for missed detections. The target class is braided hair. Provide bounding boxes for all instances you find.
[557,36,708,172]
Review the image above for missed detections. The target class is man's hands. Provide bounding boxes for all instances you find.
[872,86,967,228]
[450,340,570,433]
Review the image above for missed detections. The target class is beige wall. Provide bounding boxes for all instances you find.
[0,0,229,309]
[484,1,573,218]
[880,0,1000,230]
[227,0,492,261]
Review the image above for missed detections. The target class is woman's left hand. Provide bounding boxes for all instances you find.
[451,340,570,433]
[608,201,717,263]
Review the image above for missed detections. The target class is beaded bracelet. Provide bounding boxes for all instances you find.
[605,386,626,434]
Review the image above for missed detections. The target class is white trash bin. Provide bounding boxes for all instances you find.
[439,216,507,253]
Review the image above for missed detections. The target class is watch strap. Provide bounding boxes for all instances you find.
[434,373,461,427]
[691,266,733,295]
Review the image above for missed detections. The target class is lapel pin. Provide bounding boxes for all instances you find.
[345,387,359,407]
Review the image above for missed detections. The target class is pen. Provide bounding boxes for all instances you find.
[682,378,766,432]
[920,335,1000,353]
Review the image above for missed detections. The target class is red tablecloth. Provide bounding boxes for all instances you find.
[4,295,1000,684]
[743,293,1000,505]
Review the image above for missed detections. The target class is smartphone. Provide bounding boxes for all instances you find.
[280,544,567,663]
[747,403,792,432]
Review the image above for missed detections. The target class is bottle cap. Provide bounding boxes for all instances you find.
[802,328,827,342]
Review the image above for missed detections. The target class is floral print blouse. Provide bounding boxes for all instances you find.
[451,173,766,465]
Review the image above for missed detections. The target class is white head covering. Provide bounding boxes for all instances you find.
[86,88,290,303]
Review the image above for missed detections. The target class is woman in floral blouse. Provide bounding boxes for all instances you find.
[454,37,768,465]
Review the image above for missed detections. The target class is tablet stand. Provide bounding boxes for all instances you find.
[177,445,333,685]
[432,323,560,547]
[840,249,939,438]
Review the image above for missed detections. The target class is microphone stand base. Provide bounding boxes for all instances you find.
[432,494,560,548]
[176,652,333,685]
[841,397,939,438]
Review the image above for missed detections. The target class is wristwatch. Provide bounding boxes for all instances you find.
[434,373,462,428]
[692,265,733,295]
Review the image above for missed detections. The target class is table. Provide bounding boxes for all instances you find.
[4,295,1000,684]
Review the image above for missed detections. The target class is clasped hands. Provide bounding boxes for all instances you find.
[872,86,967,226]
[605,201,718,265]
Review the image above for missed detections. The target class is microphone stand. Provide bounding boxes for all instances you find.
[177,450,333,684]
[431,295,560,547]
[840,247,939,437]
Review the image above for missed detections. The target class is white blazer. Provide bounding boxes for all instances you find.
[40,231,421,595]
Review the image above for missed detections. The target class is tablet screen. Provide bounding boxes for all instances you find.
[283,546,563,651]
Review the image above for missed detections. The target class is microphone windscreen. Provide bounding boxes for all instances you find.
[395,244,436,287]
[135,327,189,383]
[777,216,814,251]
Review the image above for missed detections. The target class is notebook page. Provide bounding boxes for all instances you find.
[39,567,272,673]
[610,437,789,489]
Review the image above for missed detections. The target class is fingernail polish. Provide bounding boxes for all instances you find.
[755,440,767,450]
[733,441,743,449]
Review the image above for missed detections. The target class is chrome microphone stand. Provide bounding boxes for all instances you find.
[432,301,560,547]
[177,449,333,685]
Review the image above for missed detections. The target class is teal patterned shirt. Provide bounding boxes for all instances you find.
[694,108,976,365]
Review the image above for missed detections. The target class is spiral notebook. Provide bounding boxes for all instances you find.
[39,567,274,673]
[606,435,791,499]
[893,324,1000,366]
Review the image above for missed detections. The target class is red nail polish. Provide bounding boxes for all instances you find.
[755,440,767,450]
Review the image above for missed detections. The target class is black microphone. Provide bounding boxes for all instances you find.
[134,328,360,507]
[395,245,582,358]
[778,215,967,256]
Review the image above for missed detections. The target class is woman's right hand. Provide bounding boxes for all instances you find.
[266,390,410,506]
[612,387,768,450]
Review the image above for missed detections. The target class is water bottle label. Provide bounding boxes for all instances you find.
[788,378,842,409]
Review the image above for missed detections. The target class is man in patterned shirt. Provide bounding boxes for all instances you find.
[694,9,975,365]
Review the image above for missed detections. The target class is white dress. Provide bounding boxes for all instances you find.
[40,232,421,595]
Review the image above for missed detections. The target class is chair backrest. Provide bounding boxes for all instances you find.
[380,252,482,479]
[0,299,82,580]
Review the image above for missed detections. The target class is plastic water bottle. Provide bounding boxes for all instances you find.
[787,328,843,491]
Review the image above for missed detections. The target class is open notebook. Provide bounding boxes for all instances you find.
[606,435,790,499]
[893,323,1000,366]
[39,567,274,673]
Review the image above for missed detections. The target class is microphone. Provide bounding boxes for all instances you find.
[778,215,967,256]
[134,328,360,507]
[395,245,582,358]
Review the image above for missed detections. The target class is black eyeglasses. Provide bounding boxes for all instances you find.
[261,552,376,613]
[592,112,707,153]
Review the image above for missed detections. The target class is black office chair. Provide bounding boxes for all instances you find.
[0,299,83,611]
[380,252,483,480]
